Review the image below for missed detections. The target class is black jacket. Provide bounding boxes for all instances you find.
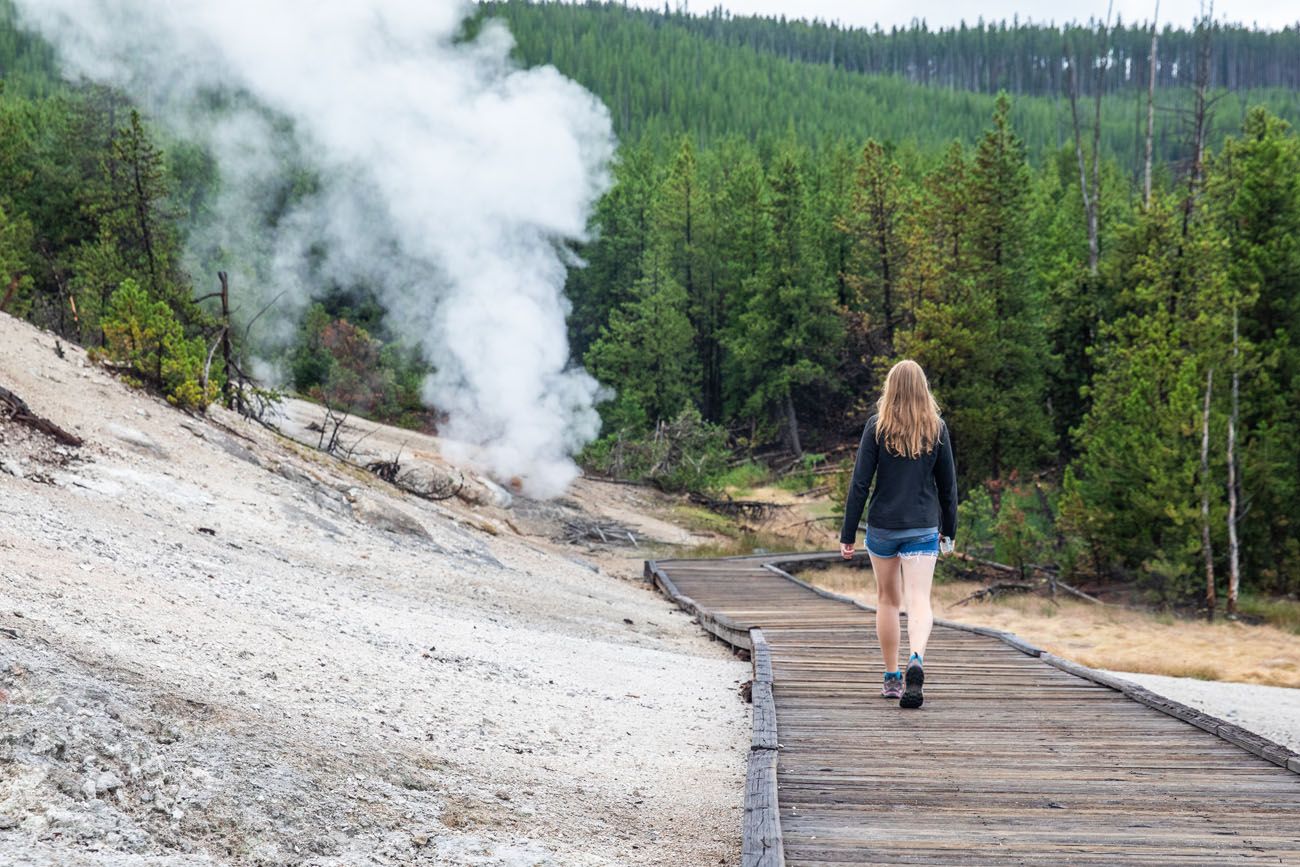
[839,414,958,544]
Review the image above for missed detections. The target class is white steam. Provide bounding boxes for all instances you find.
[15,0,615,496]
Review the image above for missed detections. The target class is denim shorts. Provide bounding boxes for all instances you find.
[865,527,940,559]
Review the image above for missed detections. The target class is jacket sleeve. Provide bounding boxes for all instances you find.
[839,417,879,544]
[935,421,958,539]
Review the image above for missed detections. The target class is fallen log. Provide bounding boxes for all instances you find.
[947,551,1107,605]
[954,582,1038,606]
[688,491,792,521]
[0,385,83,447]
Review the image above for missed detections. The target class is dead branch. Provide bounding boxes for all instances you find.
[562,518,638,547]
[0,385,83,447]
[947,551,1107,605]
[688,491,793,521]
[360,446,463,502]
[954,582,1039,606]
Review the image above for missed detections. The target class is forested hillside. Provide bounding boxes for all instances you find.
[479,1,1300,167]
[3,0,1300,605]
[491,3,1300,93]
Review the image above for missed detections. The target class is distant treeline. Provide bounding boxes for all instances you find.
[476,1,1300,170]
[488,3,1300,93]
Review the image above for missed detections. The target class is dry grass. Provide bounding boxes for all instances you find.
[806,565,1300,688]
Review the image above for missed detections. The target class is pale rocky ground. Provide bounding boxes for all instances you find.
[0,312,749,865]
[1104,670,1300,753]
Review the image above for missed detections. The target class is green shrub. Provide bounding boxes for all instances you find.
[581,405,731,492]
[98,279,220,410]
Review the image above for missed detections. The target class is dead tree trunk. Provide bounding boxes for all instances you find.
[1200,367,1215,619]
[218,271,234,406]
[1065,7,1110,277]
[1088,6,1109,249]
[1226,306,1240,616]
[1066,52,1099,276]
[783,391,803,459]
[0,385,83,446]
[0,274,20,313]
[1144,2,1159,208]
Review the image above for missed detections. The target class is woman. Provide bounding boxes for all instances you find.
[839,360,957,709]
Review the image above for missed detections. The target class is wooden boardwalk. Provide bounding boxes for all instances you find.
[647,552,1300,866]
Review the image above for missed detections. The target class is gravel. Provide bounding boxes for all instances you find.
[0,313,749,866]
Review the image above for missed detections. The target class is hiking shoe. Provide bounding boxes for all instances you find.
[900,658,925,709]
[881,672,903,699]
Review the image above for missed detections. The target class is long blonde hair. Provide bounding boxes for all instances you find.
[875,360,941,459]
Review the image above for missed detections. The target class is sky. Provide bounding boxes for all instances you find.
[629,1,1300,31]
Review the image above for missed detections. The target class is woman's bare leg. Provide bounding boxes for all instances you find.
[900,554,937,659]
[870,553,903,672]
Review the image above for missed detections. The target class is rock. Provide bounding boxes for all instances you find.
[471,476,514,509]
[349,496,431,540]
[395,463,467,501]
[96,771,122,792]
[106,424,168,458]
[0,815,19,830]
[81,778,98,800]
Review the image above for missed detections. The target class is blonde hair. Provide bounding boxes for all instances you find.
[875,360,941,459]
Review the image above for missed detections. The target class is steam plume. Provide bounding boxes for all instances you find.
[14,0,615,496]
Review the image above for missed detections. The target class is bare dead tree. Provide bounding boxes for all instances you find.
[0,274,20,313]
[317,401,349,455]
[1066,50,1098,274]
[218,272,234,404]
[1179,4,1221,235]
[194,274,287,426]
[1226,305,1240,616]
[1144,1,1160,208]
[1200,367,1216,619]
[1065,4,1111,275]
[1088,4,1110,242]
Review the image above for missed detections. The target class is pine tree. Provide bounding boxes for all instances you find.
[839,139,907,348]
[584,244,698,432]
[84,109,193,327]
[1206,108,1300,592]
[726,139,842,455]
[898,97,1050,482]
[567,140,658,355]
[1062,194,1228,594]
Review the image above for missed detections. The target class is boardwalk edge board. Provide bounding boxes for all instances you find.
[763,552,1300,777]
[643,560,751,650]
[646,558,785,867]
[745,628,784,867]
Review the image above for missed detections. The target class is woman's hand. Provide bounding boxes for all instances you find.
[840,542,856,560]
[939,536,955,556]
